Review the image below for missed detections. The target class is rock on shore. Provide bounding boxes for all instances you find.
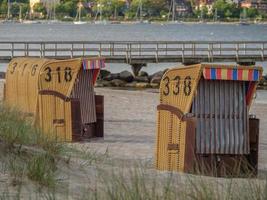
[258,75,267,90]
[1,69,267,90]
[96,70,164,89]
[97,69,267,90]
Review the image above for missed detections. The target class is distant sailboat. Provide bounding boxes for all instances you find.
[19,4,23,23]
[239,8,250,25]
[134,0,149,24]
[3,0,14,23]
[199,6,204,23]
[74,1,87,24]
[166,0,180,24]
[94,1,109,25]
[213,8,218,22]
[7,0,11,19]
[47,0,59,24]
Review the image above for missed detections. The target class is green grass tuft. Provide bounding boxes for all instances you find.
[27,153,57,187]
[0,104,65,188]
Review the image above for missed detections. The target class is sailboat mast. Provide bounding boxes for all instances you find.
[140,0,143,21]
[100,0,102,21]
[79,5,81,21]
[172,0,176,21]
[214,8,217,22]
[200,7,203,21]
[7,0,10,19]
[19,4,22,22]
[53,0,56,20]
[114,6,117,19]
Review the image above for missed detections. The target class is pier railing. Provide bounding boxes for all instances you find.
[0,41,266,63]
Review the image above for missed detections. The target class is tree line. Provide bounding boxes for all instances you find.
[0,0,265,20]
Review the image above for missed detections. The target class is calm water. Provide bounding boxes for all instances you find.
[1,23,267,41]
[0,23,267,73]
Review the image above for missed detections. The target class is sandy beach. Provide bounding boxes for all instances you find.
[0,81,267,198]
[0,80,266,170]
[71,87,267,171]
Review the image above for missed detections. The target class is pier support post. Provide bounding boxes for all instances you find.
[237,61,256,66]
[183,61,200,66]
[131,63,147,77]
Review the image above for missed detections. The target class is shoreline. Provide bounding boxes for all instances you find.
[1,19,267,25]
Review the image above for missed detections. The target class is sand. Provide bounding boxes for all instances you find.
[0,81,267,198]
[82,88,267,171]
[0,81,266,170]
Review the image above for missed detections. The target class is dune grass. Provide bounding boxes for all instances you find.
[72,157,266,200]
[0,104,266,199]
[0,104,65,188]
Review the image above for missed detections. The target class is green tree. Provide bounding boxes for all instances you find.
[247,7,258,18]
[15,0,29,3]
[19,3,30,19]
[108,0,126,18]
[202,6,209,18]
[10,2,20,17]
[125,0,167,19]
[33,2,46,15]
[148,0,167,16]
[194,6,209,19]
[225,9,232,18]
[56,0,77,18]
[0,0,8,16]
[213,0,240,19]
[92,0,126,19]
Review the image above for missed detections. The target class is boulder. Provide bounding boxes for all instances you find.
[95,81,104,87]
[136,82,150,88]
[258,85,267,90]
[96,80,113,87]
[99,69,111,80]
[150,83,160,88]
[103,73,120,81]
[134,76,149,83]
[0,72,5,79]
[150,76,162,84]
[102,80,113,87]
[131,64,144,77]
[138,71,148,77]
[119,70,134,82]
[125,82,138,88]
[149,71,164,83]
[110,79,127,87]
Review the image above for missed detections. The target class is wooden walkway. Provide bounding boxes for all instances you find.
[0,41,266,64]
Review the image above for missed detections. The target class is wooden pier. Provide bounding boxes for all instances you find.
[0,41,266,65]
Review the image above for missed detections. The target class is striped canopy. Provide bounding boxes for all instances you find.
[82,58,105,70]
[203,67,260,81]
[82,58,105,84]
[202,66,262,106]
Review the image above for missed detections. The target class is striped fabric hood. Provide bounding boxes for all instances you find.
[203,67,261,81]
[202,65,262,106]
[82,58,105,85]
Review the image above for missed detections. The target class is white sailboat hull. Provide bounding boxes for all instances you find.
[94,20,110,25]
[74,21,87,25]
